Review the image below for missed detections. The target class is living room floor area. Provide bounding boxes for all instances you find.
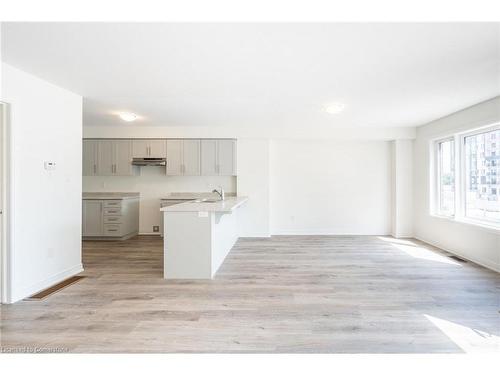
[1,235,498,353]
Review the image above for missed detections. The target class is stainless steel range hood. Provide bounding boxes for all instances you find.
[132,157,166,166]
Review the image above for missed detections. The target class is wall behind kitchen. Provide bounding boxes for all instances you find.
[83,170,236,234]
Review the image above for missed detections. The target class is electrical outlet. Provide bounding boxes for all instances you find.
[153,226,159,232]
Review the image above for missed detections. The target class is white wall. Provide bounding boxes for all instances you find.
[270,140,392,235]
[83,172,236,234]
[84,126,415,141]
[391,139,414,237]
[414,96,500,272]
[0,23,3,97]
[236,139,270,237]
[2,64,83,302]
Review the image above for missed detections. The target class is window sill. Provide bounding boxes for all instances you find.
[429,214,500,234]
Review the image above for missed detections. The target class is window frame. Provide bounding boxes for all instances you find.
[431,122,500,231]
[434,137,456,218]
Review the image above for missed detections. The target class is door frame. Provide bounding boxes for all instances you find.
[0,101,11,303]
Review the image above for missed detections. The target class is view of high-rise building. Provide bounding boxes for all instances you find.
[465,128,500,222]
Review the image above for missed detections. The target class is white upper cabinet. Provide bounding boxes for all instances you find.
[83,138,235,177]
[201,139,236,176]
[182,140,201,176]
[166,139,201,176]
[218,139,237,176]
[201,140,217,176]
[132,140,149,158]
[97,140,114,176]
[83,140,99,176]
[132,139,166,158]
[149,140,167,158]
[83,140,133,176]
[113,140,133,176]
[166,140,183,175]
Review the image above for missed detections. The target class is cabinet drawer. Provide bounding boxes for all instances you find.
[104,200,122,208]
[104,215,122,224]
[104,224,122,236]
[104,208,122,216]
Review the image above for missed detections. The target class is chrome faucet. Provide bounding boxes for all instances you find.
[212,187,225,201]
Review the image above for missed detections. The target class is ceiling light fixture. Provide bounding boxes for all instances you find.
[325,103,345,114]
[119,112,138,122]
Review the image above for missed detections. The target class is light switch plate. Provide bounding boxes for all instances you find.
[198,211,208,218]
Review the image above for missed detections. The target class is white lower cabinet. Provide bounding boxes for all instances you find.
[82,200,103,236]
[82,198,139,240]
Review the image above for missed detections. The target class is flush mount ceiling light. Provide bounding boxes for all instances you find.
[324,102,345,114]
[118,112,138,122]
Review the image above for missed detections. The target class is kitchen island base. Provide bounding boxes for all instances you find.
[161,197,247,279]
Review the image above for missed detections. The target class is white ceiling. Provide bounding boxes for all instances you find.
[2,23,499,128]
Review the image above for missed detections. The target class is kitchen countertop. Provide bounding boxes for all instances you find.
[83,192,140,200]
[161,192,236,200]
[160,196,248,213]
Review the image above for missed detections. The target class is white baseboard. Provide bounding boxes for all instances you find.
[139,232,161,236]
[391,231,414,239]
[415,236,500,273]
[271,231,391,236]
[239,233,271,238]
[8,264,84,304]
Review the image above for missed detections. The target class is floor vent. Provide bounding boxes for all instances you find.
[24,276,86,300]
[448,255,467,263]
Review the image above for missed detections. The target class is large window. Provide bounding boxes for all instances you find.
[433,124,500,229]
[464,128,500,223]
[437,139,455,216]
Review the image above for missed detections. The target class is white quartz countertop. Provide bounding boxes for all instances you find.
[83,192,140,200]
[161,196,248,213]
[161,192,236,200]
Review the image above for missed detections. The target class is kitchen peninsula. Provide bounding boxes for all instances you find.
[160,196,248,279]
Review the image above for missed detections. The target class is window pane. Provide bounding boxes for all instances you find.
[465,129,500,224]
[438,139,455,216]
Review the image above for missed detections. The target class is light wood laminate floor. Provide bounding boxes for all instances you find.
[1,235,499,353]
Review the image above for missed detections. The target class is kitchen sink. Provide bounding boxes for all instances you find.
[191,198,221,203]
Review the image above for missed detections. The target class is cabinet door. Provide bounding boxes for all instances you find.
[218,139,236,176]
[200,140,218,176]
[83,201,103,236]
[132,140,149,158]
[182,140,200,176]
[113,140,133,176]
[83,140,98,176]
[82,140,97,176]
[149,140,167,158]
[97,140,114,175]
[166,140,183,175]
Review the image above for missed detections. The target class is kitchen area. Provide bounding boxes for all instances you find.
[82,137,247,279]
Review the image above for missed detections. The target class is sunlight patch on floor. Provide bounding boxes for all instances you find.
[377,236,418,246]
[424,314,500,353]
[378,237,461,266]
